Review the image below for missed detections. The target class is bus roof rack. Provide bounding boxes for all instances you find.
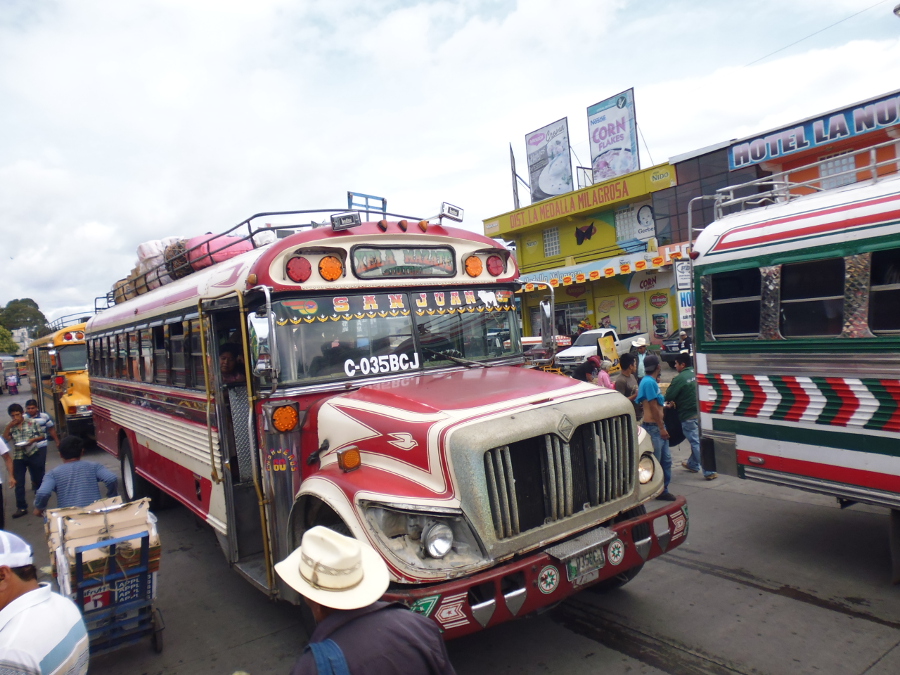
[47,312,95,332]
[714,138,899,220]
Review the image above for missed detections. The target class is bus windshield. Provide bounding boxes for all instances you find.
[269,289,520,385]
[56,344,88,372]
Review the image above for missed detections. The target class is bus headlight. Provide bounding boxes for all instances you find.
[424,523,454,558]
[76,405,91,415]
[362,502,486,571]
[638,455,655,484]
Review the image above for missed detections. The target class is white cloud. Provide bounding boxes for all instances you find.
[1,0,899,320]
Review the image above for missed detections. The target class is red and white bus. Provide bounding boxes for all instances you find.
[85,206,687,637]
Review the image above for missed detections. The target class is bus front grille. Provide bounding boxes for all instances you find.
[484,415,635,539]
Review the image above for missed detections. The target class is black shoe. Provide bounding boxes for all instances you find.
[12,509,27,518]
[656,491,677,502]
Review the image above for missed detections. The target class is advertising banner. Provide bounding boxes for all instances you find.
[678,290,694,328]
[587,89,639,184]
[675,260,692,291]
[525,118,574,203]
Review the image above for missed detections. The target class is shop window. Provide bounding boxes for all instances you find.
[709,268,761,338]
[820,152,856,190]
[542,227,560,258]
[615,205,639,242]
[869,248,900,333]
[780,258,844,337]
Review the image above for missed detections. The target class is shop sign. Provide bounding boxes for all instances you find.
[729,90,900,170]
[521,248,661,288]
[629,269,674,293]
[649,292,668,308]
[675,260,692,291]
[622,296,640,311]
[566,285,586,298]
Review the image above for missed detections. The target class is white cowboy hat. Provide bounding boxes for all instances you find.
[632,337,647,348]
[275,526,390,610]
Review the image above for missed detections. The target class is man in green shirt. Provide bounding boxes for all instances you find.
[665,353,717,480]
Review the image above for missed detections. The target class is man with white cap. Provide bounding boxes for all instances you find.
[631,337,648,379]
[0,530,88,674]
[276,526,456,675]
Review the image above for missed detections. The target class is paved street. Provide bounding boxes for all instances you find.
[2,377,899,674]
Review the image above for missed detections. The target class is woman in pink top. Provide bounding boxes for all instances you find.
[596,360,613,389]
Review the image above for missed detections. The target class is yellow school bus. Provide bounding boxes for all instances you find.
[26,318,94,441]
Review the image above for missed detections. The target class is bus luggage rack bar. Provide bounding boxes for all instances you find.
[714,139,900,219]
[126,207,427,299]
[484,415,634,539]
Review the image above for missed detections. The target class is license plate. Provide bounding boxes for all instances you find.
[565,545,605,581]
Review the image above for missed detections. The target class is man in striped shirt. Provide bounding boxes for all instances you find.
[32,437,117,516]
[0,530,89,674]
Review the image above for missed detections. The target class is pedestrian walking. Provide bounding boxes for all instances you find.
[0,440,15,531]
[33,436,117,516]
[635,355,676,501]
[0,530,89,674]
[631,337,649,379]
[276,526,457,675]
[666,353,717,480]
[2,404,45,519]
[614,352,642,421]
[24,401,59,491]
[572,355,602,383]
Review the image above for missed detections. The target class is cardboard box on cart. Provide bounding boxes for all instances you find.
[45,497,161,598]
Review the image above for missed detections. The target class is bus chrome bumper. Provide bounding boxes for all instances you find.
[383,496,688,639]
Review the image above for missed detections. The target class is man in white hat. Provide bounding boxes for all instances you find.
[276,526,456,675]
[631,337,649,379]
[0,530,88,674]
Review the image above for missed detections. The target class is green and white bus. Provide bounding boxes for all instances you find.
[691,141,900,580]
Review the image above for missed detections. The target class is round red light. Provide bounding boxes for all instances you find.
[486,255,505,276]
[63,332,73,341]
[286,257,312,283]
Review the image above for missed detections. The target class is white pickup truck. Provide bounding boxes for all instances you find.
[554,328,649,372]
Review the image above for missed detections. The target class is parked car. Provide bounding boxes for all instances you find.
[660,329,692,368]
[554,328,648,372]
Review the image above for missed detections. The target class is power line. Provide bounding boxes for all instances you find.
[743,0,890,68]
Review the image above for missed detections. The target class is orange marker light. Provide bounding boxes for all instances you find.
[377,220,388,232]
[272,405,299,432]
[464,256,483,277]
[67,406,76,415]
[418,220,428,232]
[319,256,344,281]
[398,219,408,232]
[337,446,361,472]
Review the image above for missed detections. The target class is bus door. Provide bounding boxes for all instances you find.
[207,309,273,592]
[34,347,65,430]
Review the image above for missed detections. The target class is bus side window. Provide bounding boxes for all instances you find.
[116,334,128,379]
[779,258,844,337]
[153,326,168,385]
[141,329,154,384]
[189,319,207,389]
[709,268,762,339]
[129,332,142,381]
[869,248,900,333]
[170,322,187,387]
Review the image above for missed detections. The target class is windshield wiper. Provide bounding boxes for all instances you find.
[421,346,491,369]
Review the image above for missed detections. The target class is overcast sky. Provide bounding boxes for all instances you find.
[2,0,898,322]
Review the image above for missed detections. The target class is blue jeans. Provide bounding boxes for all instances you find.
[13,447,46,510]
[642,422,671,491]
[682,417,716,477]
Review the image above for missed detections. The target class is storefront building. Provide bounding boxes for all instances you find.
[483,163,684,344]
[486,89,900,344]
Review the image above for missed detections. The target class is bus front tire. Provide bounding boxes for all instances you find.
[120,437,161,505]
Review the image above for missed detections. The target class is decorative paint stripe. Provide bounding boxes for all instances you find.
[703,374,900,434]
[713,417,899,457]
[735,447,900,494]
[712,195,900,253]
[733,374,766,417]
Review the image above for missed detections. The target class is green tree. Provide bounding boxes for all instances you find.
[0,326,18,355]
[0,298,48,337]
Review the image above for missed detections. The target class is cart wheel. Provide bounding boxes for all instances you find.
[151,608,164,653]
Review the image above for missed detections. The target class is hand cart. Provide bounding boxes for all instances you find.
[71,531,164,655]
